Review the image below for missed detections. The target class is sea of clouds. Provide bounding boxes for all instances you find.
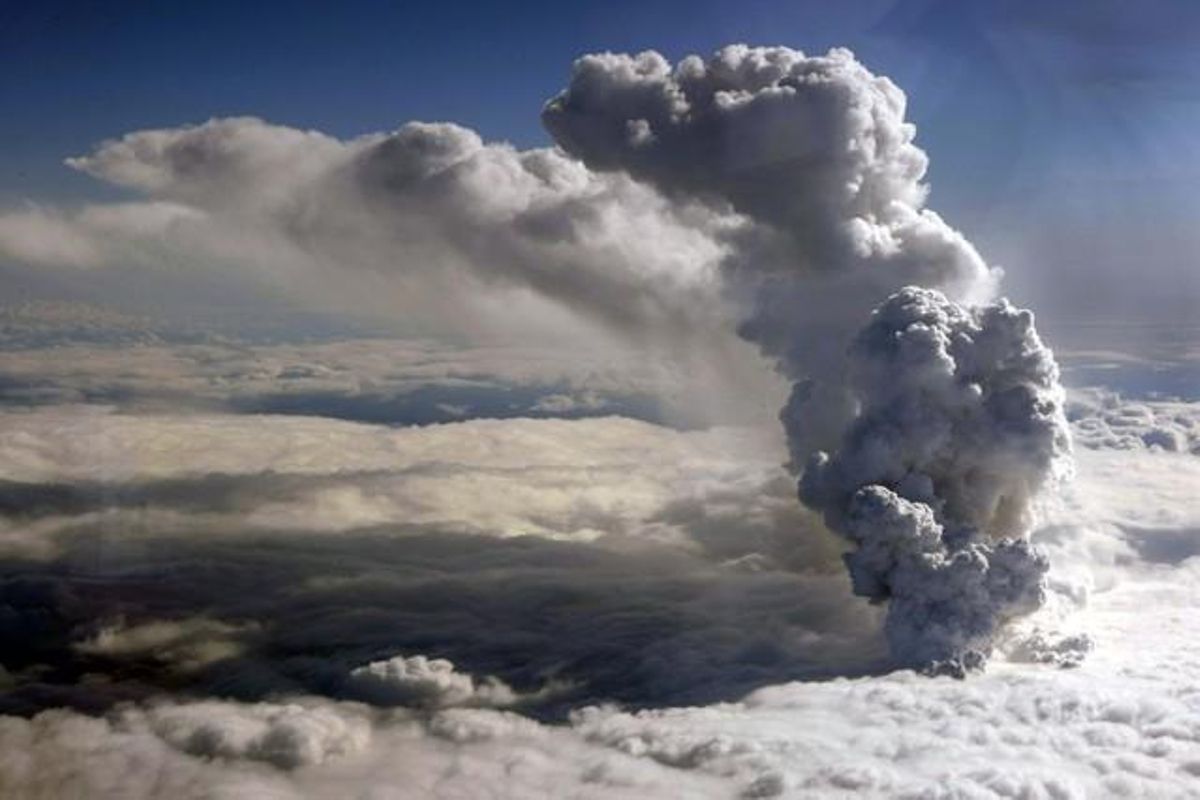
[0,43,1196,799]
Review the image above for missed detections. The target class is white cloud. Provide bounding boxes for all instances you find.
[347,654,519,709]
[131,698,372,770]
[1069,389,1200,453]
[0,389,1195,799]
[4,584,1200,800]
[0,330,785,427]
[0,409,806,554]
[2,116,740,359]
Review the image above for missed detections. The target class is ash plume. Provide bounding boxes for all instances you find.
[543,44,998,463]
[545,46,1072,668]
[800,288,1071,668]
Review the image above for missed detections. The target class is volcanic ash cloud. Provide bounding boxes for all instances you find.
[800,288,1071,669]
[545,46,1072,669]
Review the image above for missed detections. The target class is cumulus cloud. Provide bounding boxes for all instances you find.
[0,42,1079,670]
[0,524,883,719]
[545,46,931,264]
[1,46,1003,456]
[346,654,521,709]
[573,658,1200,798]
[0,697,730,799]
[129,698,372,770]
[0,363,1195,797]
[1068,390,1200,454]
[0,409,884,718]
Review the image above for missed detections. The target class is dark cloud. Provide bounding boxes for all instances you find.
[0,526,887,721]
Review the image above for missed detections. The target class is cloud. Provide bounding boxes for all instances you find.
[0,385,1195,796]
[1,47,1001,452]
[128,698,372,770]
[572,657,1200,798]
[543,48,1077,665]
[0,410,795,544]
[0,409,883,718]
[346,654,520,709]
[0,322,789,429]
[1,117,741,358]
[0,46,1068,666]
[542,46,932,258]
[0,528,884,719]
[1068,390,1200,454]
[0,697,729,799]
[3,38,1196,799]
[5,608,1200,800]
[74,618,257,673]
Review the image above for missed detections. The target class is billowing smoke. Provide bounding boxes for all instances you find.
[545,46,1071,668]
[543,45,999,460]
[800,288,1070,668]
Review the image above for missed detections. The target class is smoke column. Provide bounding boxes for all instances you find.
[545,45,1072,670]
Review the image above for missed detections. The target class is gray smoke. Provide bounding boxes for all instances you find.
[543,44,998,463]
[800,288,1071,669]
[545,46,1072,668]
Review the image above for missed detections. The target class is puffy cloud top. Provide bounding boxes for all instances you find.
[125,699,371,770]
[544,46,928,242]
[347,655,518,709]
[800,287,1072,668]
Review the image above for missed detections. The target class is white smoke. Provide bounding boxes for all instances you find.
[544,46,1071,668]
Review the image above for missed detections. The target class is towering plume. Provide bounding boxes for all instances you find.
[543,45,998,461]
[545,45,1071,669]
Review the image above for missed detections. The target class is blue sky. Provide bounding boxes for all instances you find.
[2,0,1199,319]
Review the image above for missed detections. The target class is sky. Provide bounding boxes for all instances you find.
[0,3,1199,798]
[3,0,1200,320]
